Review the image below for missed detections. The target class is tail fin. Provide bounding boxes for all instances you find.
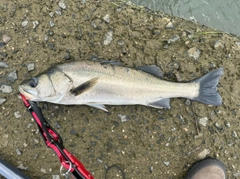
[192,68,223,106]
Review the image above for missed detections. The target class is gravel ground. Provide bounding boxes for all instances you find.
[0,0,240,178]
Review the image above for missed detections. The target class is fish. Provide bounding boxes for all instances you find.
[19,60,223,112]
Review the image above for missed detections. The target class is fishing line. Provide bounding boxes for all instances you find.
[105,164,126,179]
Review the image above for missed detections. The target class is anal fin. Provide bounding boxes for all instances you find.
[148,98,170,109]
[70,77,98,96]
[86,103,108,112]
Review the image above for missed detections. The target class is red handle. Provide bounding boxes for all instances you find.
[63,149,94,179]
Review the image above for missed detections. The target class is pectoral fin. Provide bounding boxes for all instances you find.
[86,103,108,112]
[148,98,170,109]
[70,77,98,96]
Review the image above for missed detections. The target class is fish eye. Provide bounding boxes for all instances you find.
[29,78,38,88]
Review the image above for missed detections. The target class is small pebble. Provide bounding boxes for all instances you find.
[166,22,174,29]
[168,35,180,44]
[27,63,35,71]
[214,40,224,49]
[97,158,103,163]
[58,0,66,9]
[49,12,54,17]
[70,128,78,136]
[49,20,55,27]
[185,99,191,106]
[163,161,170,166]
[224,121,230,128]
[215,122,221,128]
[6,70,17,83]
[32,21,39,29]
[14,111,22,118]
[16,148,22,155]
[2,35,11,43]
[0,62,9,68]
[34,138,39,144]
[149,166,153,173]
[198,148,210,159]
[117,39,125,46]
[55,9,62,16]
[17,163,28,170]
[0,85,12,93]
[103,14,110,23]
[103,30,113,46]
[52,175,60,179]
[0,42,5,48]
[41,168,47,173]
[188,47,200,60]
[232,131,238,138]
[118,114,130,122]
[21,20,28,27]
[0,98,6,105]
[198,117,208,127]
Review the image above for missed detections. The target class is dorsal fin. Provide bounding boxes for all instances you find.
[137,65,163,79]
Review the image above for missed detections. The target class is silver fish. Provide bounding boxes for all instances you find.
[19,61,223,111]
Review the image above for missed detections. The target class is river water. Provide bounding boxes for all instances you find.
[129,0,240,37]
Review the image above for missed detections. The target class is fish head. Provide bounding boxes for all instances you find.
[19,74,56,101]
[19,68,72,102]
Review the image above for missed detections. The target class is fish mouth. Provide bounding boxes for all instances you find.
[18,86,35,100]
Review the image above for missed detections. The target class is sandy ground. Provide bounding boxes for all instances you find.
[0,0,240,178]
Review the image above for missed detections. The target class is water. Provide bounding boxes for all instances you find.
[129,0,240,37]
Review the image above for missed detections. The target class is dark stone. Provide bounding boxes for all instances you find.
[0,42,5,48]
[48,42,55,50]
[70,128,78,136]
[0,52,7,58]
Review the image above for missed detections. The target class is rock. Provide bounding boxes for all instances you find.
[0,98,6,105]
[16,148,22,155]
[14,111,22,118]
[103,30,113,45]
[58,0,66,9]
[55,9,62,16]
[198,148,210,159]
[52,175,60,179]
[32,21,39,29]
[17,163,28,170]
[163,161,170,166]
[27,63,35,71]
[0,85,12,93]
[168,35,180,44]
[21,20,28,27]
[232,131,238,138]
[103,14,110,23]
[166,22,174,29]
[117,39,125,46]
[0,62,8,68]
[49,20,55,27]
[0,42,5,48]
[2,35,11,43]
[6,70,17,82]
[49,12,54,17]
[118,114,130,122]
[198,117,208,127]
[70,128,78,136]
[40,168,47,173]
[214,40,224,49]
[185,99,191,106]
[0,52,7,58]
[224,121,230,128]
[188,47,200,60]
